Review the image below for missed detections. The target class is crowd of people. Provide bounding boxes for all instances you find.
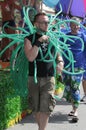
[0,0,86,130]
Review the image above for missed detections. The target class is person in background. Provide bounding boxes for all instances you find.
[62,17,86,123]
[24,12,64,130]
[81,21,86,102]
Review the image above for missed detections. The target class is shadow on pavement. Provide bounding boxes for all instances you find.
[56,100,71,105]
[18,112,68,125]
[49,112,68,123]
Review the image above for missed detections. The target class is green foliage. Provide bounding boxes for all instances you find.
[0,70,28,129]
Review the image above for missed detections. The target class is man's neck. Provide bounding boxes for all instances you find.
[36,28,46,35]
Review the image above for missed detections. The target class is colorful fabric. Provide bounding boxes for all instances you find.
[63,32,86,68]
[43,0,59,8]
[55,0,86,18]
[63,68,83,108]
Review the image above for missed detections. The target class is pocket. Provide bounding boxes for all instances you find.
[49,95,56,112]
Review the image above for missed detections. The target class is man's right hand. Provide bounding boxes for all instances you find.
[38,35,49,43]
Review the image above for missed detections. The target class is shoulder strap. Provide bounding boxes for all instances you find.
[32,33,36,45]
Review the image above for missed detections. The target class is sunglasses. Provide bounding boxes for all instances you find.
[37,21,49,25]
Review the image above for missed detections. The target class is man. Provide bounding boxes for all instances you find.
[24,12,64,130]
[62,17,86,123]
[81,21,86,102]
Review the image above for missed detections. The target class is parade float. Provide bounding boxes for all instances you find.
[0,61,30,129]
[0,0,86,129]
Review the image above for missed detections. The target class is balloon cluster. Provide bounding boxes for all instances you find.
[0,6,85,95]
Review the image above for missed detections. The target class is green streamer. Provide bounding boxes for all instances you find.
[0,6,85,97]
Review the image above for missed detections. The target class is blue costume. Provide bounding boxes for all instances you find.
[63,31,86,108]
[82,30,86,80]
[64,32,85,68]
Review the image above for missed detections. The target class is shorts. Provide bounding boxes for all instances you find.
[63,73,83,108]
[28,76,56,113]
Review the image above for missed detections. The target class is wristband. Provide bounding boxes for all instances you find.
[34,40,42,47]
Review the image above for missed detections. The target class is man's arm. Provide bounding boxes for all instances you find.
[56,54,64,74]
[24,38,39,62]
[24,35,49,62]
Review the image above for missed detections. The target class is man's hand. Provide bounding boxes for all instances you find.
[38,35,49,43]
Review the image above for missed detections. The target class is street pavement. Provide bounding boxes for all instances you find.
[6,85,86,130]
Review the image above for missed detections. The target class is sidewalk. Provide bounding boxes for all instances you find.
[6,87,86,130]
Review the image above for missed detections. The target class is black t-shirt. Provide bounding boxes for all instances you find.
[25,33,56,77]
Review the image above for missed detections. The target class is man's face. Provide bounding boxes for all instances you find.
[34,15,49,32]
[70,22,80,34]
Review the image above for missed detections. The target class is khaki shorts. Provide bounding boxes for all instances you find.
[28,76,56,113]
